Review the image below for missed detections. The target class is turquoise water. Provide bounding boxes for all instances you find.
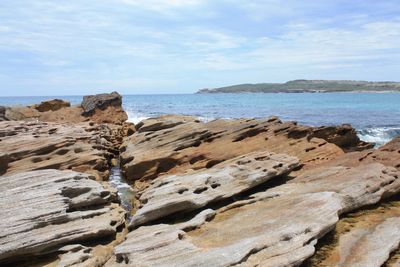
[1,93,400,145]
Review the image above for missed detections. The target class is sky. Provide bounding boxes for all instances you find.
[0,1,400,96]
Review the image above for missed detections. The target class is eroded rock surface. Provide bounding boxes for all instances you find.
[130,151,300,228]
[106,160,400,266]
[81,91,122,115]
[0,169,125,265]
[0,121,121,180]
[121,115,370,187]
[2,92,128,125]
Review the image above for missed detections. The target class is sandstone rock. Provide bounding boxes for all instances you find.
[4,106,40,121]
[58,244,92,267]
[3,92,127,125]
[130,151,300,228]
[307,200,400,267]
[135,115,198,133]
[33,99,71,112]
[0,170,125,264]
[0,106,7,121]
[311,124,374,151]
[120,115,370,187]
[0,121,119,180]
[107,163,400,266]
[81,91,122,116]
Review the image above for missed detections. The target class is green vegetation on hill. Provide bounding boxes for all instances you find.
[197,80,400,93]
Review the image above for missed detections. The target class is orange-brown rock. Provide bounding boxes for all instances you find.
[3,92,128,125]
[120,115,371,189]
[32,99,71,112]
[0,121,120,180]
[315,135,400,171]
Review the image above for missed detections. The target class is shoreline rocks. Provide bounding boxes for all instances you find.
[1,94,400,266]
[0,170,125,265]
[130,151,300,228]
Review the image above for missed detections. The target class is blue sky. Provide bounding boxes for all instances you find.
[0,0,399,96]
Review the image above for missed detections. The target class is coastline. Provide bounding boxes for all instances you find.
[1,93,400,266]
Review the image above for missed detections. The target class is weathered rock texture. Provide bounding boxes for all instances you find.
[306,198,400,267]
[33,99,71,112]
[130,151,300,227]
[81,91,122,115]
[2,92,128,125]
[107,162,400,266]
[0,121,123,180]
[0,170,125,265]
[120,115,371,190]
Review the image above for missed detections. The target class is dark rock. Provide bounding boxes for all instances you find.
[34,99,71,112]
[0,106,7,121]
[81,92,122,116]
[311,124,374,151]
[0,153,9,175]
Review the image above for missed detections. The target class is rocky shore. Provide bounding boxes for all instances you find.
[1,93,399,266]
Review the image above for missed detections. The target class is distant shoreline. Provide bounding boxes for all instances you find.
[196,79,400,94]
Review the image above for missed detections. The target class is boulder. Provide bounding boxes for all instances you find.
[81,91,122,116]
[311,124,374,151]
[33,99,71,112]
[0,170,125,264]
[130,151,300,228]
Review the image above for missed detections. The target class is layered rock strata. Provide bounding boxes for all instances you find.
[121,115,371,190]
[130,151,300,228]
[0,121,119,180]
[0,170,125,265]
[106,162,400,266]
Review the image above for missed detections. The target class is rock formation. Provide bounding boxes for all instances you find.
[33,99,71,112]
[0,106,7,121]
[0,121,118,180]
[0,170,125,265]
[130,151,300,228]
[1,92,128,125]
[1,96,400,266]
[106,162,400,266]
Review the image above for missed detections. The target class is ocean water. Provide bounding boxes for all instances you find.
[1,93,399,146]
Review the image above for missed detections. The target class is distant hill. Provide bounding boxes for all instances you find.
[196,80,400,93]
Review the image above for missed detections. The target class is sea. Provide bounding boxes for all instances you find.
[1,93,400,147]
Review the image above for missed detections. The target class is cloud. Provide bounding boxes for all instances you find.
[0,0,400,95]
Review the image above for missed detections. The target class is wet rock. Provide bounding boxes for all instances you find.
[33,99,71,112]
[0,169,125,264]
[130,151,300,228]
